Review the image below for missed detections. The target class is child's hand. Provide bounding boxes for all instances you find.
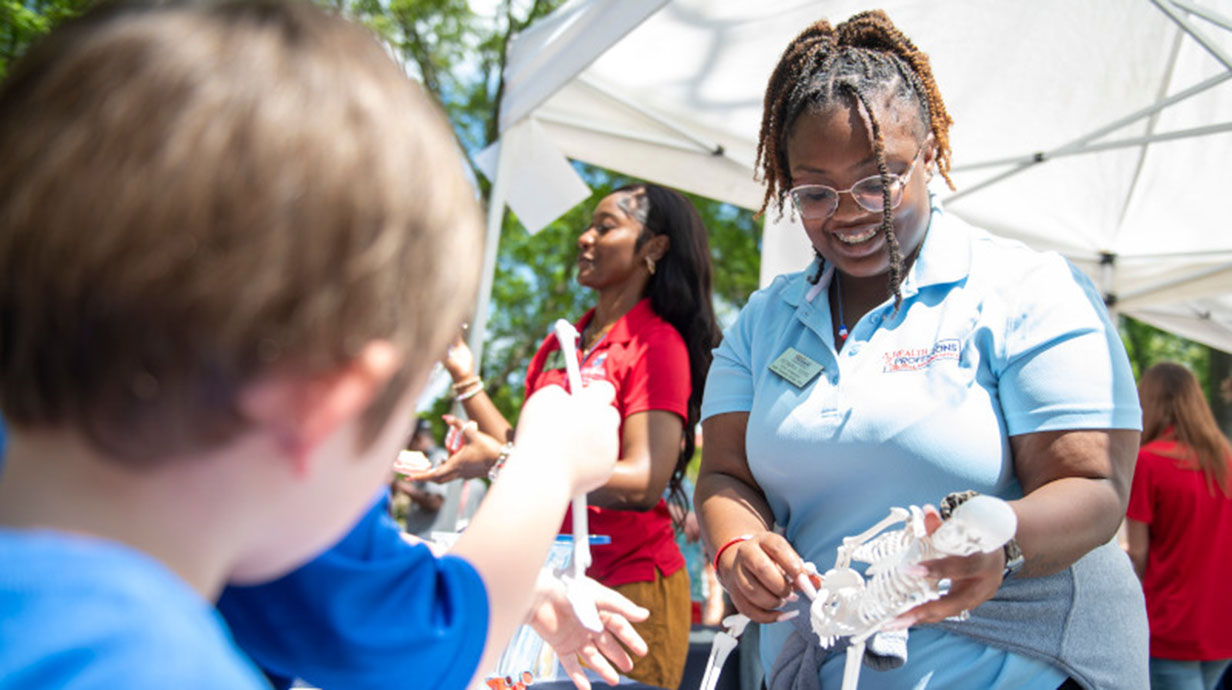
[528,572,649,690]
[514,381,618,496]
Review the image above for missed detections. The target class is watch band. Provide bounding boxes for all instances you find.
[1001,537,1025,580]
[940,489,1024,580]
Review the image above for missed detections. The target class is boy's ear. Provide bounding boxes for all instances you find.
[239,341,402,475]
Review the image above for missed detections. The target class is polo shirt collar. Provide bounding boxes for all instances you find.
[779,196,971,309]
[900,197,971,296]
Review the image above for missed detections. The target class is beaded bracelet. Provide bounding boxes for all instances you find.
[455,380,485,401]
[450,376,481,392]
[488,442,516,481]
[712,533,755,573]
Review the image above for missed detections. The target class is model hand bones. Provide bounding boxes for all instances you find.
[809,495,1017,647]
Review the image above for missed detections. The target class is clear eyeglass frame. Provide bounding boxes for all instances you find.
[788,146,925,221]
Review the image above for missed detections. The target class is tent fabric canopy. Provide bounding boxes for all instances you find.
[477,0,1232,354]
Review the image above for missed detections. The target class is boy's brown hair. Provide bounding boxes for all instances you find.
[0,0,482,464]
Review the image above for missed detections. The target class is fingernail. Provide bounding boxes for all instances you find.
[882,615,915,631]
[775,610,800,623]
[904,564,929,577]
[786,592,799,603]
[795,572,819,600]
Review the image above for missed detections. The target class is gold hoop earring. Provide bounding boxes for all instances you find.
[645,256,656,275]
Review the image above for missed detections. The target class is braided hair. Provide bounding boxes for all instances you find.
[755,10,954,306]
[615,183,718,524]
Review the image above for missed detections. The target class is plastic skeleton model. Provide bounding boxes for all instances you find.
[812,495,1017,690]
[697,613,751,690]
[552,319,603,633]
[697,495,1017,690]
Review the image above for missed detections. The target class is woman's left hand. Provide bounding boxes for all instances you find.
[887,506,1006,629]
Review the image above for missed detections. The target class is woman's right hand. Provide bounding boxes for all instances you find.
[716,531,810,624]
[442,334,475,381]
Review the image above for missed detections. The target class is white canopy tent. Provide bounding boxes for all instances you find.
[469,0,1232,360]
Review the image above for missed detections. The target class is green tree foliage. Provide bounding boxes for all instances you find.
[1121,316,1232,433]
[1,0,92,80]
[1120,317,1210,390]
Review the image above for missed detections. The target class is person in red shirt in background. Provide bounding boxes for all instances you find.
[1126,362,1232,690]
[425,183,720,689]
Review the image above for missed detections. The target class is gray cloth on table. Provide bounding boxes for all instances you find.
[765,594,908,690]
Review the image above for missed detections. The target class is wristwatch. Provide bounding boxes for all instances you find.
[1001,537,1025,580]
[940,490,1024,580]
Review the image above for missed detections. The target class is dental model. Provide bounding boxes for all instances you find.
[697,495,1016,690]
[392,449,431,476]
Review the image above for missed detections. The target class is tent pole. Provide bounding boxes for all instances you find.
[952,121,1232,172]
[467,133,515,378]
[1152,0,1232,73]
[946,70,1231,201]
[1168,0,1232,33]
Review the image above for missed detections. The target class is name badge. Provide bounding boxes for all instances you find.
[768,347,824,388]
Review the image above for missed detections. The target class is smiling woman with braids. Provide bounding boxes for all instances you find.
[697,11,1147,690]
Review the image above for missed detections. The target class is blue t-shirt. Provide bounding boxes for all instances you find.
[217,494,489,690]
[0,421,489,690]
[0,529,269,689]
[702,202,1141,688]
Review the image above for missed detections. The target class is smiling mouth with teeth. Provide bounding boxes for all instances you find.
[835,227,878,245]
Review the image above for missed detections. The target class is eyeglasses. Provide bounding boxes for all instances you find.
[788,147,925,221]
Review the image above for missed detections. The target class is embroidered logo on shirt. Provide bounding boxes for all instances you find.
[882,339,960,372]
[581,352,608,384]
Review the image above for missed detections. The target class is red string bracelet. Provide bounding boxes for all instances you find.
[713,533,755,573]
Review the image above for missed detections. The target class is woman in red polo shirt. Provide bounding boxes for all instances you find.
[1126,362,1232,690]
[441,183,719,689]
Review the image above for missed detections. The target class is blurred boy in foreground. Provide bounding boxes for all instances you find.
[0,1,629,687]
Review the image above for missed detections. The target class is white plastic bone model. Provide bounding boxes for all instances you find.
[809,495,1017,690]
[697,613,751,690]
[551,319,603,633]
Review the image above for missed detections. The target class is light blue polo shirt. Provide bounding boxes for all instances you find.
[702,201,1142,689]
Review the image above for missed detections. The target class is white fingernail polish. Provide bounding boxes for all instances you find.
[775,610,800,623]
[795,573,819,600]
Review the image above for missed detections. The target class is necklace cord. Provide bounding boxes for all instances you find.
[835,273,850,342]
